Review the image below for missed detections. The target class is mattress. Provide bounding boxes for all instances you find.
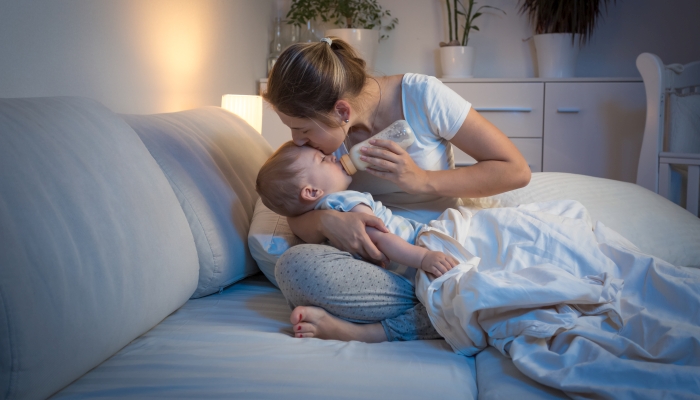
[54,275,477,399]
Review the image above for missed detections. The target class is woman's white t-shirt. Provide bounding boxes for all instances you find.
[334,73,472,225]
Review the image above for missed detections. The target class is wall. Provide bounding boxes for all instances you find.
[371,0,700,78]
[1,0,698,114]
[0,0,273,114]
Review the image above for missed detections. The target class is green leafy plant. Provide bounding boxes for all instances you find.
[518,0,616,45]
[286,0,398,40]
[441,0,505,47]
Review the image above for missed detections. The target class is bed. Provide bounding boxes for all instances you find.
[2,90,699,399]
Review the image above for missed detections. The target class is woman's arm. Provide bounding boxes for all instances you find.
[360,109,531,198]
[287,209,390,263]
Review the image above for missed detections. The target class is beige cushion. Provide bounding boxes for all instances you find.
[124,107,273,297]
[248,198,303,288]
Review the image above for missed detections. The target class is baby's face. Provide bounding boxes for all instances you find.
[294,146,352,194]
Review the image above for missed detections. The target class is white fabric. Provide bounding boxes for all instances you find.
[56,276,478,400]
[0,97,199,400]
[124,107,273,298]
[334,73,469,224]
[415,200,700,398]
[248,198,303,288]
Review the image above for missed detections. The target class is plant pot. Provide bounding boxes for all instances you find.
[533,33,580,78]
[439,46,476,78]
[325,28,379,71]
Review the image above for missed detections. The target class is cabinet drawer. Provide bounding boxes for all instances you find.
[444,82,544,138]
[452,138,542,172]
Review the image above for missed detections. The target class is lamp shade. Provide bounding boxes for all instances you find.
[221,95,263,134]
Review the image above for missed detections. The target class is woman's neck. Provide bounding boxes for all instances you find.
[347,75,402,144]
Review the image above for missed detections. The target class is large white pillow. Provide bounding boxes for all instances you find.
[470,172,700,268]
[248,198,303,288]
[124,107,273,298]
[0,97,199,399]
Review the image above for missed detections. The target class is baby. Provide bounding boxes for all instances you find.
[256,141,458,278]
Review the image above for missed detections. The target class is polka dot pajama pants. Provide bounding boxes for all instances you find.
[275,244,441,342]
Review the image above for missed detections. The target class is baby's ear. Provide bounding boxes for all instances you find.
[300,185,324,202]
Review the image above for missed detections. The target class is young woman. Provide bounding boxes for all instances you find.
[263,37,530,343]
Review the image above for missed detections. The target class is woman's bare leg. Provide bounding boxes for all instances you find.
[290,306,386,342]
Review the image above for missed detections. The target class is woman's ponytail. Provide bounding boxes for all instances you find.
[264,37,368,127]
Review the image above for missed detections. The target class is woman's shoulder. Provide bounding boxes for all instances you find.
[401,73,439,86]
[401,73,450,98]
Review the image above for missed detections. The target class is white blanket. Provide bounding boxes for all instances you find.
[415,200,700,399]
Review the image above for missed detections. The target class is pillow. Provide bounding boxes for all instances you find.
[123,107,273,298]
[248,198,303,288]
[0,96,199,399]
[467,172,700,268]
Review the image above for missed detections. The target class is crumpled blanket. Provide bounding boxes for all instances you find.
[415,200,700,399]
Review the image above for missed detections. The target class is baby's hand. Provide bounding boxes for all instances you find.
[420,251,459,277]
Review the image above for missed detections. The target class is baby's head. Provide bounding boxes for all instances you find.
[256,141,352,217]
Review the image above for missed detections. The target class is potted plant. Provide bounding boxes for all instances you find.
[519,0,615,77]
[286,0,398,70]
[439,0,505,78]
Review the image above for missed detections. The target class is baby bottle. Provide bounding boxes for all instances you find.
[340,120,415,175]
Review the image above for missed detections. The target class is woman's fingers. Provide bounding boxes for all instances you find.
[360,213,389,233]
[359,140,404,171]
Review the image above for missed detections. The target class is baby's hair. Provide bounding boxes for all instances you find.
[263,37,367,128]
[256,141,310,217]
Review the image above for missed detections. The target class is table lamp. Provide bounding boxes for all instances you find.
[221,95,263,134]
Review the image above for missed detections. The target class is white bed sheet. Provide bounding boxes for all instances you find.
[54,275,477,399]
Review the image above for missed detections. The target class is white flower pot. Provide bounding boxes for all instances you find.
[440,46,476,78]
[325,28,379,71]
[533,33,580,78]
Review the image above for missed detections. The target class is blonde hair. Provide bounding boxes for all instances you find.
[255,142,312,217]
[263,37,368,127]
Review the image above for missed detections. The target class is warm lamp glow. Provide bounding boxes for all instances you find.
[221,95,263,134]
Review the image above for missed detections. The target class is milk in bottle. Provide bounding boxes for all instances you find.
[340,120,415,175]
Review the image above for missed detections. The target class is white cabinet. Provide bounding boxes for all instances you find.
[443,78,645,182]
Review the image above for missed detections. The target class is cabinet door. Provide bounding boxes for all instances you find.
[543,82,646,182]
[453,138,542,172]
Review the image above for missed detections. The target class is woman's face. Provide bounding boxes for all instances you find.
[276,111,345,155]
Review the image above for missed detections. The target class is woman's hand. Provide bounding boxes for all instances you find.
[320,210,391,266]
[360,139,430,194]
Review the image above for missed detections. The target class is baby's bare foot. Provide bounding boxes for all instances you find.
[290,306,387,343]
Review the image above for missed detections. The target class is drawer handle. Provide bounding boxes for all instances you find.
[474,107,532,113]
[557,108,580,113]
